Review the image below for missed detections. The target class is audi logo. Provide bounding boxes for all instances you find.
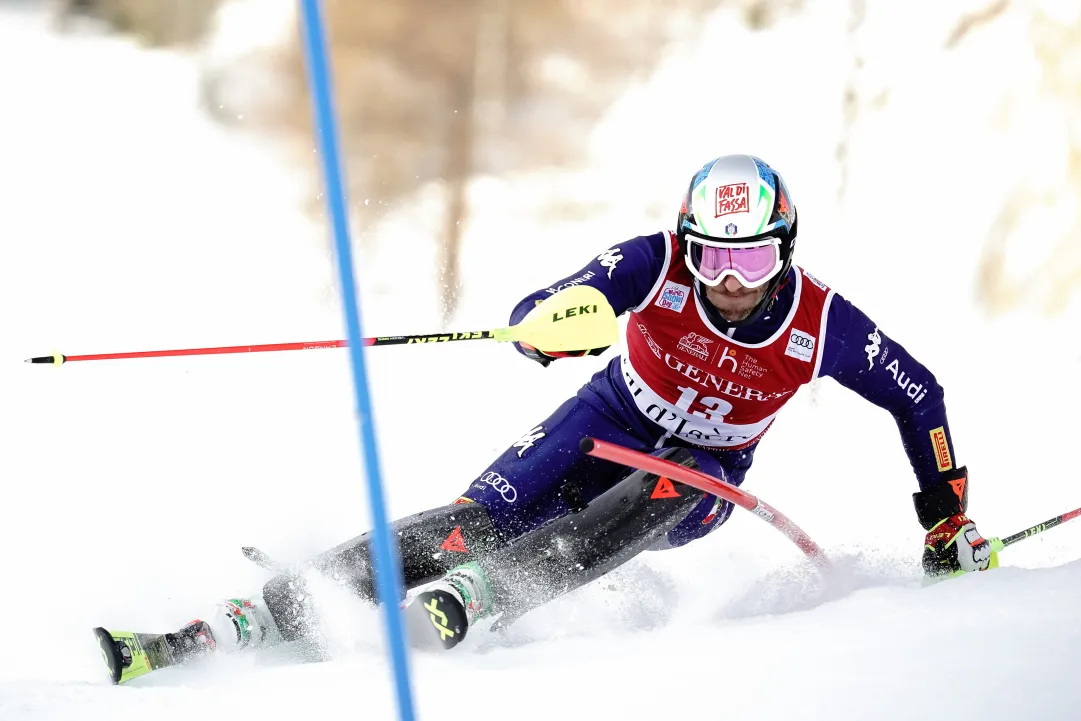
[789,334,814,349]
[480,471,517,503]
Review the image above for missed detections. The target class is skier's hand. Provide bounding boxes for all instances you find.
[912,466,999,578]
[922,513,998,577]
[518,341,609,367]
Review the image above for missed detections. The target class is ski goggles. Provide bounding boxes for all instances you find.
[685,234,783,288]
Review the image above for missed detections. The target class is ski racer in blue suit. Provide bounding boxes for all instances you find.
[393,154,997,647]
[134,155,997,662]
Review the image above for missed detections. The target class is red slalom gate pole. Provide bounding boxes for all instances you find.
[580,437,830,569]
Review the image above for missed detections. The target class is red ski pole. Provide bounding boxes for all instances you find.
[24,334,488,365]
[24,286,621,366]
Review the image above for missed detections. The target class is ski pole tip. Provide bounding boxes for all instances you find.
[26,354,66,365]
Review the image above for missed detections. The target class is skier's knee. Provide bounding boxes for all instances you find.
[681,448,730,483]
[656,495,734,550]
[638,449,736,551]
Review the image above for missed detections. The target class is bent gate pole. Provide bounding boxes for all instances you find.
[580,437,830,569]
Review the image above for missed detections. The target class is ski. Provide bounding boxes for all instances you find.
[93,620,217,685]
[93,627,177,685]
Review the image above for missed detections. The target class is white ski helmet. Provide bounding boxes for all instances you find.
[676,154,798,324]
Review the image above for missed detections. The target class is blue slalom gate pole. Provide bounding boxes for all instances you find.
[296,2,417,719]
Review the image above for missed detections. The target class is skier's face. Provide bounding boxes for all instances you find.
[703,275,765,322]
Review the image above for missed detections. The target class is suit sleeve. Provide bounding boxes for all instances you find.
[818,293,958,491]
[508,232,669,355]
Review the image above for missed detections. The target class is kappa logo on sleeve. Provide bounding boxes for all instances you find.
[655,280,690,312]
[597,248,623,279]
[865,327,882,369]
[930,427,953,472]
[512,425,545,458]
[784,329,816,363]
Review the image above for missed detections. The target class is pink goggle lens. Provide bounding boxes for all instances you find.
[692,242,781,286]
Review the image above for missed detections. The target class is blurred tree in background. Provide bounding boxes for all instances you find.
[49,0,1081,320]
[971,5,1081,316]
[52,0,220,44]
[273,0,731,321]
[831,0,1081,317]
[53,0,809,321]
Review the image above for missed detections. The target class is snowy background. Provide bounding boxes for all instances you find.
[2,0,1081,719]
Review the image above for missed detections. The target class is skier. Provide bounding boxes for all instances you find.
[98,154,996,679]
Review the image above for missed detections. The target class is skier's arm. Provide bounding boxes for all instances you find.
[818,294,958,492]
[509,232,669,364]
[820,294,997,576]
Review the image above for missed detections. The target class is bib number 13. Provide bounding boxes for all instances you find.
[674,385,732,422]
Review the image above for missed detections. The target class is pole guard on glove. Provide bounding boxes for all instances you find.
[513,286,616,366]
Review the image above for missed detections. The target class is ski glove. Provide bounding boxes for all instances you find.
[912,467,998,578]
[518,341,609,368]
[922,513,998,577]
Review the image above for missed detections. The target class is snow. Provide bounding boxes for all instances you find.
[2,1,1081,719]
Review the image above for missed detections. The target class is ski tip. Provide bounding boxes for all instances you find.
[92,627,123,685]
[242,546,275,570]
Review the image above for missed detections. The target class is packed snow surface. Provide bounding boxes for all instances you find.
[2,2,1080,719]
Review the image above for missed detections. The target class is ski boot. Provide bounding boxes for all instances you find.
[405,562,493,650]
[201,597,282,651]
[160,596,280,661]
